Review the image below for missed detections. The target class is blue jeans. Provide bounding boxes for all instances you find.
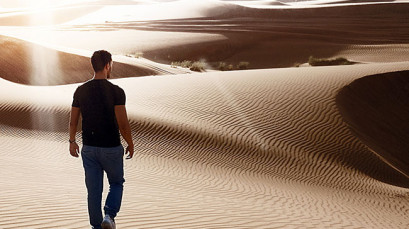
[81,145,125,229]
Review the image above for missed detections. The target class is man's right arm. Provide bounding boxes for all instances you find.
[69,106,80,157]
[115,105,134,159]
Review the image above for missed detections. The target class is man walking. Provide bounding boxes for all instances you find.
[69,50,134,229]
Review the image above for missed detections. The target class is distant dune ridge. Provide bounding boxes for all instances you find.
[320,0,396,4]
[66,1,409,68]
[0,35,159,85]
[1,0,409,69]
[228,0,289,6]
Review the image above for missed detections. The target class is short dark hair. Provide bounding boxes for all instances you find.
[91,50,112,72]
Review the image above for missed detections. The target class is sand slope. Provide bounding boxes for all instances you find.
[337,70,409,180]
[0,35,175,85]
[298,0,397,5]
[0,62,408,228]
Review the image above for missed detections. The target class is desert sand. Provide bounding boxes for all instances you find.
[0,0,409,228]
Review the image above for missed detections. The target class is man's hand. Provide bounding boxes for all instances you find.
[125,144,134,160]
[70,142,80,158]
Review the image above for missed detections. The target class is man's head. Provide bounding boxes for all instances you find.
[91,50,113,78]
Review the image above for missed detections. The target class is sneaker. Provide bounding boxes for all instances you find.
[101,214,116,229]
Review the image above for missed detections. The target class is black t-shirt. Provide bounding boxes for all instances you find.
[72,79,125,147]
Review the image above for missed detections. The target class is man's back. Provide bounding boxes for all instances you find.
[69,50,134,229]
[72,79,125,147]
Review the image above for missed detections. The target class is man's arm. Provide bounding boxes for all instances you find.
[69,107,80,157]
[115,105,134,159]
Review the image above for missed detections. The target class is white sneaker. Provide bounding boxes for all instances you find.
[101,214,116,229]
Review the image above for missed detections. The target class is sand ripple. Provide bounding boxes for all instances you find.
[1,63,409,228]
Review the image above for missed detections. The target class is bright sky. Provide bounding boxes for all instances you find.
[0,0,91,9]
[0,0,181,9]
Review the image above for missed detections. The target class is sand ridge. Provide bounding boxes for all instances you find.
[1,1,409,70]
[61,1,409,68]
[0,34,193,85]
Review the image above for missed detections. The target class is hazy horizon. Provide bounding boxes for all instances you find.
[0,0,332,9]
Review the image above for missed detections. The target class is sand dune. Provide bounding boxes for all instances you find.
[2,1,409,69]
[59,1,409,68]
[229,0,288,7]
[1,62,409,228]
[337,70,409,180]
[294,0,397,5]
[1,1,409,228]
[0,34,176,85]
[324,0,397,4]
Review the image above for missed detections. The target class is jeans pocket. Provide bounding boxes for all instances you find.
[104,145,124,160]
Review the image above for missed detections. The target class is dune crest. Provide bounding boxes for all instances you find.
[0,35,161,85]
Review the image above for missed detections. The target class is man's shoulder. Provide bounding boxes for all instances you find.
[109,81,124,93]
[76,79,124,94]
[77,79,93,89]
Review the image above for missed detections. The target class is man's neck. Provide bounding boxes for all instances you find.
[93,72,107,80]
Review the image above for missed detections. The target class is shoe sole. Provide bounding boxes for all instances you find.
[101,221,114,229]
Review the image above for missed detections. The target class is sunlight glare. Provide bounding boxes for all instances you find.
[25,0,53,12]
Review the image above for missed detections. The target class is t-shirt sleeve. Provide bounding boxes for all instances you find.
[115,87,126,105]
[72,87,80,107]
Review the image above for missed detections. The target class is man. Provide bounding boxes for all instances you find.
[69,50,134,229]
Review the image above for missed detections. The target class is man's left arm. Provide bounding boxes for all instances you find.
[69,107,80,157]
